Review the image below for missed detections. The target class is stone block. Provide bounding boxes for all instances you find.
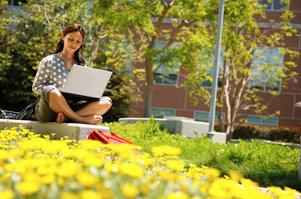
[0,119,110,140]
[118,116,226,140]
[207,132,228,144]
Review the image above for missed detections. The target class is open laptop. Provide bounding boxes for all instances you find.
[61,65,112,101]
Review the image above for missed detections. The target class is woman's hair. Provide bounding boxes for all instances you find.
[55,23,85,65]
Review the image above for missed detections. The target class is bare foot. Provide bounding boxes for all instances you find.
[94,115,102,124]
[83,115,102,125]
[56,112,65,123]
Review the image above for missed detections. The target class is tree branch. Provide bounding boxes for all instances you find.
[161,19,193,52]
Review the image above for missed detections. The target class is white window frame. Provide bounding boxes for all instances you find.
[153,41,179,86]
[246,114,279,126]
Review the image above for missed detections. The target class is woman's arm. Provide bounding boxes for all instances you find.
[32,58,51,95]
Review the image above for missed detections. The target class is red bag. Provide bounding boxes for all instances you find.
[86,130,133,144]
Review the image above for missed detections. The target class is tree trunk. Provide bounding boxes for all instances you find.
[144,55,154,117]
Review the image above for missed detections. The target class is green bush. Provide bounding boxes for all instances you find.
[232,125,301,143]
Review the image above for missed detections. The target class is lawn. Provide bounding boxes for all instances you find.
[108,120,301,190]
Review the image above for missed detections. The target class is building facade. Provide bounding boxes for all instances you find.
[130,0,301,128]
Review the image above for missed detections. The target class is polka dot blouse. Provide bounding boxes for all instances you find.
[32,54,84,95]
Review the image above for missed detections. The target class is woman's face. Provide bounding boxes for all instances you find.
[62,31,83,54]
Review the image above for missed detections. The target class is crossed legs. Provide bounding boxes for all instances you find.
[48,89,111,125]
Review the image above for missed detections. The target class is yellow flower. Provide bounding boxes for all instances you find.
[139,154,155,167]
[208,178,240,199]
[240,178,258,188]
[229,171,243,182]
[104,162,118,173]
[61,192,80,199]
[121,183,138,198]
[159,171,179,182]
[57,160,81,178]
[284,187,300,196]
[36,164,57,176]
[151,145,181,157]
[42,140,68,154]
[0,150,11,162]
[76,172,98,188]
[79,139,104,151]
[83,154,104,168]
[139,184,150,194]
[40,174,55,185]
[17,181,40,196]
[119,163,144,178]
[0,190,14,199]
[203,168,220,181]
[166,192,189,199]
[186,164,203,180]
[166,160,185,172]
[80,190,101,199]
[18,138,47,151]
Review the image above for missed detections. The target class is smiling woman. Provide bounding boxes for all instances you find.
[32,23,112,125]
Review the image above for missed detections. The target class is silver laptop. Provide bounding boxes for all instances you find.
[61,65,112,101]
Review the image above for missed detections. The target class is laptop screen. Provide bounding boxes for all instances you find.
[61,65,112,99]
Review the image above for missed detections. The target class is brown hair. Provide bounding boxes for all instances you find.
[55,23,85,65]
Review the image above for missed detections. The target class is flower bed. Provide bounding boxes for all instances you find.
[0,126,300,198]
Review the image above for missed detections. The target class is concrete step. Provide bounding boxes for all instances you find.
[0,119,110,140]
[118,116,228,143]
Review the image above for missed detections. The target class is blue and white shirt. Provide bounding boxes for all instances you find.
[32,54,80,95]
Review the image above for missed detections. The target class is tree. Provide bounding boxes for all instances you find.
[91,0,210,117]
[183,0,299,135]
[0,0,140,121]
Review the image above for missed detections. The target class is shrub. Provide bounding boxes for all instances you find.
[232,125,301,143]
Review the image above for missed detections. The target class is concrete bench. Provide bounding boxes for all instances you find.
[118,116,227,143]
[0,119,110,140]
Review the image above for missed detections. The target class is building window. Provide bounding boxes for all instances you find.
[259,0,287,11]
[123,42,133,74]
[153,65,178,85]
[151,107,176,118]
[7,0,27,6]
[201,50,224,88]
[153,41,179,85]
[246,115,278,126]
[194,111,225,122]
[249,47,284,92]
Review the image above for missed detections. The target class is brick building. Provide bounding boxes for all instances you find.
[130,0,301,128]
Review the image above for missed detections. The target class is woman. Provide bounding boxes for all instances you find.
[32,23,112,124]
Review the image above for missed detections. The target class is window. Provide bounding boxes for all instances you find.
[123,42,134,74]
[153,41,179,85]
[150,107,176,118]
[7,0,27,6]
[259,0,287,11]
[246,115,278,126]
[201,50,224,88]
[194,111,225,122]
[249,47,284,92]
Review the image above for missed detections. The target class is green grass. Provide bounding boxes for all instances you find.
[107,120,301,190]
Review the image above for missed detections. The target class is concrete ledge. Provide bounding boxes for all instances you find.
[119,117,228,143]
[207,132,228,144]
[119,116,212,138]
[0,119,110,140]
